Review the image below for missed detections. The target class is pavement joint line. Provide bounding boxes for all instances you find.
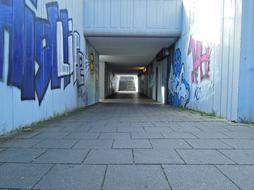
[100,165,108,190]
[182,139,194,149]
[31,138,46,148]
[174,149,187,164]
[97,132,102,139]
[31,163,55,189]
[111,139,115,149]
[0,162,251,166]
[214,165,242,190]
[81,149,92,164]
[218,139,236,149]
[221,131,234,138]
[160,131,166,138]
[160,164,173,190]
[149,139,155,149]
[32,149,48,162]
[216,149,238,164]
[111,147,153,150]
[132,149,135,164]
[70,139,80,149]
[64,131,73,138]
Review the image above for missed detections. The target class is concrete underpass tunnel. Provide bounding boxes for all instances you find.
[91,37,176,104]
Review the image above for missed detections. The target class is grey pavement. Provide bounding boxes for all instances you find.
[0,102,254,189]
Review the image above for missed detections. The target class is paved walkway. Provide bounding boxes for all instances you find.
[0,102,254,189]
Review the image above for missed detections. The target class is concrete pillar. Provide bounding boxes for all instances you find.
[99,61,105,101]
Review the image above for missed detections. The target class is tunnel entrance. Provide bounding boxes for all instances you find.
[87,36,175,105]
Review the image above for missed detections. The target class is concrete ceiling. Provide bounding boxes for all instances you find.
[87,37,176,67]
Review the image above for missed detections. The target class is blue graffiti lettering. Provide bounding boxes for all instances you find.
[168,48,190,107]
[0,0,12,80]
[0,0,87,104]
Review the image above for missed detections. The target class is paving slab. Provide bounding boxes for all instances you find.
[150,139,191,149]
[34,165,106,190]
[117,127,146,133]
[32,131,70,139]
[190,131,229,139]
[103,165,170,190]
[170,126,202,133]
[84,149,132,164]
[1,102,254,189]
[0,163,52,189]
[65,132,100,139]
[0,148,45,163]
[99,132,131,140]
[162,132,197,139]
[185,139,232,149]
[223,131,254,139]
[61,126,92,132]
[89,127,118,133]
[15,132,41,139]
[134,149,184,164]
[131,131,164,139]
[177,149,235,164]
[144,127,173,133]
[163,165,239,190]
[34,139,77,149]
[219,150,254,164]
[113,139,152,149]
[217,165,254,190]
[73,139,113,149]
[221,139,254,149]
[0,139,42,148]
[34,149,89,164]
[36,126,64,132]
[152,121,174,127]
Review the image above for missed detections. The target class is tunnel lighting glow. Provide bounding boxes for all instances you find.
[116,74,138,93]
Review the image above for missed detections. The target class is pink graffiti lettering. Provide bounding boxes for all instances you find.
[188,36,211,84]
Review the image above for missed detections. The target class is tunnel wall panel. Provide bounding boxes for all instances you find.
[237,0,254,122]
[0,0,99,134]
[84,0,182,37]
[167,0,243,121]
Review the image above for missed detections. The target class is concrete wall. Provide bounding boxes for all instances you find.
[0,0,99,134]
[143,57,168,104]
[237,0,254,121]
[104,64,114,97]
[86,41,100,105]
[99,61,105,101]
[167,0,243,121]
[84,0,182,37]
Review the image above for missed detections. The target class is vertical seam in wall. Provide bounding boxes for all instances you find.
[233,0,242,121]
[226,19,231,120]
[11,85,14,130]
[230,0,237,120]
[219,0,225,117]
[145,0,148,29]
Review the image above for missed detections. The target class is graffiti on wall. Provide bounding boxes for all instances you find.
[188,35,213,101]
[188,35,211,84]
[168,48,190,107]
[0,0,88,104]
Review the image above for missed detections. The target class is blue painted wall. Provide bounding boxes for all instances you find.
[0,0,99,134]
[238,0,254,121]
[167,0,243,121]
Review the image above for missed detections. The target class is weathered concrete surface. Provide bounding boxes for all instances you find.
[0,102,254,190]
